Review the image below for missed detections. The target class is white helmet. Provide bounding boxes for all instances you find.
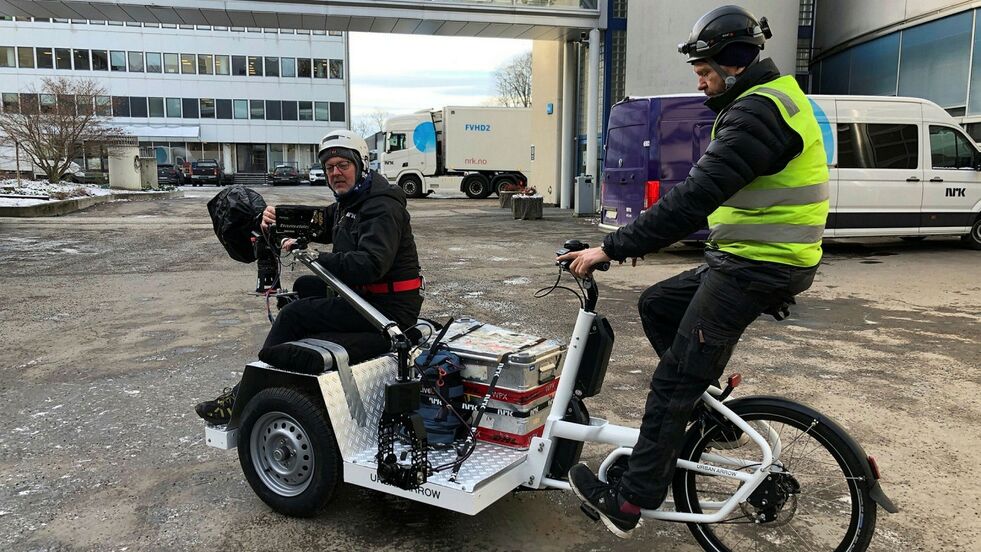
[318,130,370,179]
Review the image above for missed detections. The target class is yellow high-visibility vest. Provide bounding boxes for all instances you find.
[708,75,829,267]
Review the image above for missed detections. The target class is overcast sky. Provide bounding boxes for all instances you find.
[348,32,531,119]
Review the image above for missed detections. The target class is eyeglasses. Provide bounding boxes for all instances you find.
[324,161,353,173]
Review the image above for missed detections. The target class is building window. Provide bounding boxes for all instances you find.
[233,99,248,119]
[0,47,13,68]
[92,50,108,70]
[127,51,144,72]
[2,92,19,113]
[266,100,281,120]
[17,47,33,68]
[180,53,196,74]
[282,100,297,120]
[837,123,918,169]
[281,57,295,77]
[298,100,312,120]
[328,30,343,37]
[182,97,199,118]
[130,96,148,117]
[297,58,311,78]
[110,50,126,71]
[247,56,263,76]
[146,52,162,73]
[264,56,279,77]
[197,54,213,75]
[329,102,345,122]
[215,55,230,75]
[898,12,972,108]
[216,98,232,119]
[55,48,72,69]
[200,98,215,118]
[798,0,814,27]
[610,30,626,104]
[329,59,343,79]
[19,94,38,114]
[36,47,53,69]
[164,53,179,74]
[314,101,329,121]
[40,94,56,114]
[250,99,264,119]
[112,96,130,117]
[612,0,627,18]
[166,97,181,118]
[95,95,111,116]
[232,55,246,76]
[148,97,164,117]
[314,58,328,78]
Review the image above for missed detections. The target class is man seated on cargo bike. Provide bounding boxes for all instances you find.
[557,6,830,537]
[195,130,424,425]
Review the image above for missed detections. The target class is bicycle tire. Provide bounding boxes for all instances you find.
[672,397,877,552]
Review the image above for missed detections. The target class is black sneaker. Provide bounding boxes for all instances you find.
[195,386,236,425]
[568,463,641,538]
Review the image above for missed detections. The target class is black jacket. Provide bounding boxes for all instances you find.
[314,171,423,327]
[316,171,421,285]
[602,59,804,260]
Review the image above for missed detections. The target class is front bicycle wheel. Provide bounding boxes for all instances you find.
[673,398,877,552]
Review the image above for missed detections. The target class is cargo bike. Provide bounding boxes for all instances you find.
[204,230,897,551]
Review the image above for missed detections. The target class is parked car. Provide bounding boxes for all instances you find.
[309,163,326,185]
[156,163,180,185]
[189,159,223,186]
[270,165,301,186]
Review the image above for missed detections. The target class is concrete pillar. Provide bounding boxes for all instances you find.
[107,145,141,190]
[529,40,564,205]
[560,40,576,209]
[585,27,600,207]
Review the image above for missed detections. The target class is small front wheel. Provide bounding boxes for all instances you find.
[673,398,877,551]
[400,175,424,198]
[237,387,342,517]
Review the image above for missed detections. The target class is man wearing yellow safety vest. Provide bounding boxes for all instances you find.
[557,5,830,537]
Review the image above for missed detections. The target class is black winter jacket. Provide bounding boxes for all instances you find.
[313,171,422,326]
[602,59,804,260]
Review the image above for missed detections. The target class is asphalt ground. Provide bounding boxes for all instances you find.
[0,184,978,551]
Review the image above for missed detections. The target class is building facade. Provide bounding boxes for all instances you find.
[0,17,350,178]
[810,1,981,138]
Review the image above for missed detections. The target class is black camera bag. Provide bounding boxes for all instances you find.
[207,185,267,263]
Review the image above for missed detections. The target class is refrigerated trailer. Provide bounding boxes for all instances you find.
[380,106,531,198]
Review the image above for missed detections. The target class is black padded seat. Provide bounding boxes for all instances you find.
[257,323,432,375]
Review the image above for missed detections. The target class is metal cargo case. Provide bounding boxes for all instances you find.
[472,399,552,449]
[436,318,566,390]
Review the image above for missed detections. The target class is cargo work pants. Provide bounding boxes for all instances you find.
[618,250,817,509]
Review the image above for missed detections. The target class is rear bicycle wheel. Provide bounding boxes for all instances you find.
[673,398,876,551]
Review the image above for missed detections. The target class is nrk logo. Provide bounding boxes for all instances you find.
[464,158,488,165]
[464,124,492,132]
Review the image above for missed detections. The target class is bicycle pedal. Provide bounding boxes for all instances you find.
[579,503,601,522]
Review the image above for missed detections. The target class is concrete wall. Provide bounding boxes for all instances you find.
[813,0,964,53]
[625,1,800,97]
[529,40,564,205]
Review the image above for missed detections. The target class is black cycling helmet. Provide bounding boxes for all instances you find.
[678,5,771,64]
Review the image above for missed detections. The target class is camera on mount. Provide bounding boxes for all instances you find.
[253,205,327,294]
[272,205,328,247]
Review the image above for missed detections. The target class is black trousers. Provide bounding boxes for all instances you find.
[618,251,817,508]
[261,275,422,350]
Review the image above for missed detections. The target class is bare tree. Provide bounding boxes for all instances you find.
[352,109,393,139]
[494,52,532,108]
[0,77,125,182]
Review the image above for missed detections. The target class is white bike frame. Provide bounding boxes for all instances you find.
[524,307,778,523]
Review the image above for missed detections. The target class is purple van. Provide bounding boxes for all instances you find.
[599,95,715,235]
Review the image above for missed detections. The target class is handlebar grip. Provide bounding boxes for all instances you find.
[595,262,611,272]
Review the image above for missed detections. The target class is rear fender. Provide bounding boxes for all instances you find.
[227,362,324,429]
[715,396,899,514]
